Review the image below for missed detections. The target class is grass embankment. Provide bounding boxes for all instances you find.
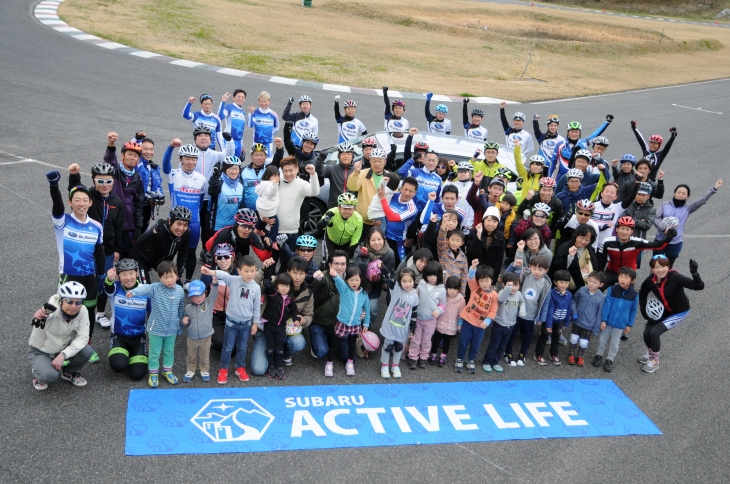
[541,0,730,21]
[59,0,730,101]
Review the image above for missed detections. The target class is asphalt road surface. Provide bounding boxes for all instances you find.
[1,1,729,482]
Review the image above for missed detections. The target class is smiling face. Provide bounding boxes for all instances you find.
[215,255,232,271]
[530,162,543,174]
[539,186,553,202]
[339,152,353,165]
[121,151,139,170]
[61,298,83,316]
[574,233,592,248]
[169,219,189,237]
[525,232,541,252]
[567,129,580,141]
[251,151,266,167]
[258,96,270,109]
[567,177,582,192]
[648,141,660,152]
[281,164,298,182]
[574,157,589,171]
[302,140,315,154]
[616,225,633,242]
[370,157,385,174]
[482,216,499,234]
[338,205,355,219]
[424,153,439,171]
[399,182,417,202]
[201,99,213,113]
[576,209,593,225]
[118,269,138,290]
[457,169,471,181]
[415,257,429,272]
[141,141,154,161]
[180,155,198,173]
[195,133,211,151]
[276,282,291,296]
[400,274,415,291]
[471,115,482,125]
[68,191,91,218]
[225,165,241,179]
[652,262,669,279]
[513,119,524,130]
[621,162,634,173]
[593,145,606,156]
[93,175,114,196]
[547,123,558,134]
[330,256,347,276]
[393,105,404,117]
[531,211,547,227]
[344,106,356,117]
[368,231,385,251]
[447,233,463,251]
[601,185,618,204]
[234,91,246,106]
[296,246,315,261]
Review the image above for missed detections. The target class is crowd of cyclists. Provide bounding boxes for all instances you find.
[29,86,722,390]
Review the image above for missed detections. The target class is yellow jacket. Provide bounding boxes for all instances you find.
[347,168,380,224]
[514,145,542,202]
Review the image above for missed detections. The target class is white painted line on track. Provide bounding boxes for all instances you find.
[429,94,453,102]
[170,59,204,67]
[130,51,161,58]
[217,68,249,76]
[684,235,730,238]
[54,27,81,33]
[269,76,298,85]
[97,42,127,50]
[671,104,722,114]
[72,34,100,40]
[322,84,352,93]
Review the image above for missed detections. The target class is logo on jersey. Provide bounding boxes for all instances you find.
[179,186,203,194]
[191,399,274,443]
[299,122,310,128]
[393,122,404,129]
[346,123,356,129]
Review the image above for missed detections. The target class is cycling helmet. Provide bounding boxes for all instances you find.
[567,121,582,131]
[193,125,212,138]
[547,114,560,125]
[592,136,610,147]
[337,142,356,153]
[342,99,357,108]
[250,143,268,155]
[369,148,387,159]
[646,299,664,321]
[456,161,474,172]
[214,242,235,256]
[538,177,556,188]
[662,216,680,229]
[617,216,635,228]
[638,182,653,195]
[576,199,595,212]
[115,258,139,272]
[301,132,319,146]
[435,104,449,113]
[299,95,312,104]
[169,206,193,222]
[533,202,551,215]
[529,154,546,165]
[483,141,500,152]
[296,234,318,248]
[221,155,242,168]
[178,144,200,159]
[199,94,212,102]
[414,141,430,152]
[91,163,115,177]
[566,168,584,180]
[513,112,526,121]
[620,154,637,164]
[234,208,258,226]
[58,281,87,300]
[495,167,512,180]
[361,137,378,148]
[187,280,206,297]
[337,192,358,206]
[575,149,592,160]
[121,141,142,154]
[391,99,405,109]
[471,108,485,117]
[649,134,663,145]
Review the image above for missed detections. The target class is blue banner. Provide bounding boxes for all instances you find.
[125,379,660,455]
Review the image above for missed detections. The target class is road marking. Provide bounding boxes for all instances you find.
[170,59,203,67]
[671,104,723,114]
[0,151,90,174]
[217,68,248,77]
[130,51,161,59]
[684,234,730,238]
[269,76,298,85]
[322,84,352,93]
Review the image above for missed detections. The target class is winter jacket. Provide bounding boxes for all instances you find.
[556,170,606,213]
[28,295,89,357]
[333,274,371,328]
[436,225,468,296]
[655,186,718,244]
[632,125,676,180]
[513,245,553,269]
[184,284,219,340]
[380,276,419,342]
[206,169,245,233]
[504,265,552,323]
[347,168,392,225]
[516,193,564,234]
[131,218,190,275]
[261,280,300,327]
[551,241,599,292]
[509,218,552,247]
[129,282,185,337]
[207,225,265,261]
[437,293,466,335]
[468,228,505,283]
[254,180,279,218]
[569,286,605,334]
[321,209,363,247]
[213,271,261,325]
[639,270,704,320]
[416,280,447,321]
[104,146,145,234]
[623,199,656,239]
[545,288,572,329]
[68,173,124,255]
[310,273,341,330]
[494,287,526,328]
[597,234,673,273]
[137,157,164,201]
[320,161,357,209]
[601,284,638,330]
[240,164,266,210]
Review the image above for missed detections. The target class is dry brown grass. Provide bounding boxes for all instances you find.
[59,0,730,101]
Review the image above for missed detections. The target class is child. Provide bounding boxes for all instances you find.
[456,260,498,374]
[199,243,237,352]
[379,267,419,379]
[182,280,218,382]
[482,271,525,373]
[125,261,185,388]
[409,261,447,369]
[201,255,261,384]
[254,165,281,245]
[430,276,466,368]
[593,267,638,372]
[326,266,371,377]
[503,255,552,367]
[534,270,572,366]
[567,271,605,367]
[436,212,468,296]
[261,273,300,380]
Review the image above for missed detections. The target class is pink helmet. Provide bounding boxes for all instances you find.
[539,177,557,188]
[649,134,664,146]
[367,259,382,282]
[361,331,380,352]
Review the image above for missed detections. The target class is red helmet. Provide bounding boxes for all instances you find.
[414,141,430,152]
[538,177,556,188]
[234,208,258,227]
[361,137,378,148]
[392,100,405,109]
[617,216,635,228]
[121,141,142,154]
[576,199,595,212]
[649,134,663,146]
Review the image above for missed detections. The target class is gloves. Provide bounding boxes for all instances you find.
[533,114,540,120]
[631,120,637,128]
[634,172,644,182]
[46,170,61,186]
[360,246,368,257]
[222,132,232,142]
[276,234,288,247]
[463,98,469,104]
[382,86,388,93]
[288,97,294,104]
[202,251,213,266]
[689,259,698,274]
[390,143,397,154]
[135,131,146,141]
[154,196,165,206]
[212,165,221,178]
[606,114,614,123]
[426,92,433,100]
[473,149,482,159]
[284,120,294,128]
[523,209,530,220]
[666,228,677,240]
[670,127,677,136]
[334,95,341,102]
[447,172,457,181]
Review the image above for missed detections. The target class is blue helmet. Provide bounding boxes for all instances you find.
[620,154,637,165]
[187,280,206,297]
[296,234,318,248]
[435,104,448,114]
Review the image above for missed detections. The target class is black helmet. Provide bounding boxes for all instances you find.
[91,163,115,177]
[115,258,139,272]
[169,206,192,222]
[193,125,212,138]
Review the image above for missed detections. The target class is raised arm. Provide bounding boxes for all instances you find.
[424,92,434,122]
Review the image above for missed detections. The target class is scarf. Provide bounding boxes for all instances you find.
[672,197,686,208]
[119,164,135,177]
[406,257,424,283]
[365,241,389,261]
[222,173,239,189]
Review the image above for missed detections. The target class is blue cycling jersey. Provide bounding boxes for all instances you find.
[182,102,223,150]
[106,281,149,338]
[240,165,265,210]
[218,101,246,141]
[214,181,244,231]
[136,158,164,199]
[53,213,103,276]
[383,194,418,241]
[397,159,442,211]
[247,108,279,159]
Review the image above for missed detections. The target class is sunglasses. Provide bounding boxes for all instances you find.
[95,179,114,185]
[63,299,84,306]
[533,214,547,219]
[216,255,232,261]
[437,165,447,170]
[297,248,315,253]
[200,94,212,101]
[651,254,668,260]
[577,212,592,217]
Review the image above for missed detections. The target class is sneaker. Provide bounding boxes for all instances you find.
[505,354,517,367]
[559,334,568,346]
[427,354,437,365]
[577,357,585,367]
[346,361,355,376]
[391,365,402,378]
[408,359,417,370]
[162,371,178,385]
[283,357,292,367]
[95,313,111,328]
[61,372,87,387]
[217,368,228,384]
[621,333,629,341]
[638,352,651,364]
[642,359,660,373]
[148,374,158,388]
[417,358,427,369]
[492,364,504,373]
[200,372,210,382]
[183,282,190,292]
[324,361,334,377]
[89,351,100,364]
[567,355,576,365]
[268,366,277,379]
[604,359,614,372]
[550,355,561,366]
[592,355,603,367]
[381,365,391,379]
[466,360,476,374]
[454,359,464,373]
[183,371,195,383]
[310,348,318,358]
[482,364,492,373]
[235,367,250,382]
[33,378,48,391]
[516,354,526,367]
[276,367,286,380]
[534,355,547,366]
[438,355,447,367]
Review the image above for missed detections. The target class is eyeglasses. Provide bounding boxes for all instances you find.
[533,214,547,219]
[651,254,668,260]
[297,248,315,253]
[216,255,232,261]
[437,165,447,170]
[63,299,84,306]
[577,212,592,217]
[95,179,114,185]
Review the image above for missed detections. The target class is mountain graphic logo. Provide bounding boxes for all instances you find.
[190,399,275,442]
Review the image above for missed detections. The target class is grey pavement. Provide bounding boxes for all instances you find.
[1,0,730,482]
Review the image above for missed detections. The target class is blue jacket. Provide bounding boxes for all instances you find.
[333,274,371,328]
[545,288,572,329]
[397,158,442,211]
[548,121,609,179]
[128,282,185,337]
[601,284,639,330]
[240,164,265,210]
[556,170,605,213]
[570,286,605,334]
[136,158,164,201]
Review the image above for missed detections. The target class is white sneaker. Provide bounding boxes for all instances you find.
[95,313,111,328]
[559,334,568,346]
[324,361,334,377]
[33,378,48,391]
[638,352,651,364]
[642,359,660,373]
[391,365,402,378]
[381,366,390,379]
[346,361,355,376]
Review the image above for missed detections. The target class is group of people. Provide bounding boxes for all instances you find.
[28,87,722,391]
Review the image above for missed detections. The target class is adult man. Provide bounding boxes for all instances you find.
[397,149,442,211]
[516,177,564,234]
[318,193,363,258]
[548,115,612,180]
[131,206,191,284]
[556,148,610,192]
[134,133,164,230]
[277,156,320,252]
[309,250,350,360]
[378,176,419,265]
[283,95,319,147]
[183,94,224,150]
[241,143,269,211]
[320,142,357,209]
[218,89,248,157]
[206,208,267,262]
[348,148,394,232]
[29,282,94,390]
[499,102,535,156]
[421,184,471,233]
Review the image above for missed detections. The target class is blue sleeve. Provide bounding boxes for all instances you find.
[545,295,555,329]
[556,175,566,193]
[182,102,194,121]
[538,292,550,322]
[584,121,609,143]
[420,200,435,224]
[272,112,280,136]
[333,274,348,294]
[218,102,228,120]
[601,293,613,322]
[468,267,476,280]
[162,145,174,175]
[361,294,371,328]
[627,295,638,327]
[569,292,578,319]
[151,167,163,195]
[397,158,414,177]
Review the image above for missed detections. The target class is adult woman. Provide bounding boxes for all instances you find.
[653,179,722,268]
[551,225,598,292]
[206,156,244,239]
[468,207,505,280]
[509,202,552,248]
[394,247,434,285]
[638,256,704,373]
[351,226,395,323]
[511,228,553,271]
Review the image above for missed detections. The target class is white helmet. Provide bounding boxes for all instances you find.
[662,216,680,229]
[575,149,592,160]
[513,112,526,121]
[646,299,664,321]
[369,148,387,159]
[529,154,546,165]
[456,161,474,172]
[58,281,87,300]
[533,202,551,215]
[566,168,584,180]
[299,95,312,104]
[178,144,199,158]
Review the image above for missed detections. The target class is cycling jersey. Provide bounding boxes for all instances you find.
[397,158,442,210]
[631,126,676,180]
[53,212,104,276]
[136,158,164,201]
[548,121,609,179]
[217,101,246,157]
[162,146,206,248]
[240,164,266,210]
[383,91,409,132]
[420,199,471,232]
[247,108,280,160]
[323,208,363,247]
[463,103,488,140]
[597,236,669,274]
[182,102,223,150]
[381,194,418,241]
[283,100,319,147]
[105,281,149,338]
[189,143,235,200]
[500,109,535,156]
[532,119,565,162]
[334,101,367,143]
[208,173,244,231]
[424,99,451,134]
[442,179,476,229]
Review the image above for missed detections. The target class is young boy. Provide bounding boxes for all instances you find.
[182,280,218,383]
[201,255,261,384]
[105,259,149,381]
[125,261,185,388]
[593,267,638,372]
[567,271,605,367]
[503,255,552,367]
[534,270,572,366]
[455,261,499,374]
[482,271,525,373]
[500,193,518,241]
[436,212,468,296]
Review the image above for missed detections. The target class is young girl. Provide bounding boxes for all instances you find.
[429,276,465,368]
[199,243,237,352]
[255,165,281,246]
[261,273,300,380]
[326,266,371,377]
[408,261,447,369]
[352,226,395,323]
[379,267,419,379]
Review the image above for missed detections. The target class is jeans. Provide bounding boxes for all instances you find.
[457,322,486,361]
[535,322,564,358]
[309,324,348,362]
[505,316,536,357]
[250,330,307,375]
[482,323,514,366]
[220,319,252,369]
